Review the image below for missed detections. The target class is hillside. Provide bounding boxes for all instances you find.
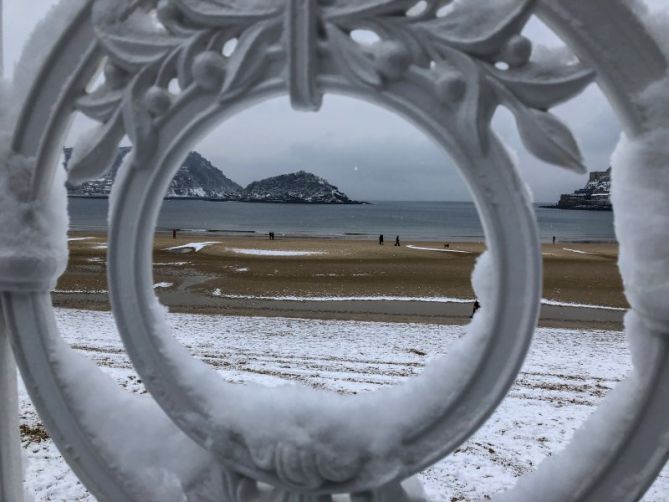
[65,148,242,200]
[242,171,359,204]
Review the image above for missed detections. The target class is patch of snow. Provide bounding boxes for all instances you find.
[52,289,108,295]
[211,290,474,303]
[562,248,591,255]
[227,248,326,257]
[164,242,219,253]
[407,245,471,254]
[154,262,190,267]
[91,245,108,250]
[210,291,623,311]
[541,299,626,311]
[68,237,94,242]
[153,282,173,289]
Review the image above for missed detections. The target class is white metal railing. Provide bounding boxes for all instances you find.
[0,0,668,500]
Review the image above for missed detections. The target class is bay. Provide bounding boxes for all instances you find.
[67,198,616,242]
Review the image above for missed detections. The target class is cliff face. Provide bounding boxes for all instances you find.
[241,171,357,204]
[65,148,242,199]
[557,168,612,210]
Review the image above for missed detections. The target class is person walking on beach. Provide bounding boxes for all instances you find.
[470,300,481,318]
[379,234,384,245]
[395,235,401,247]
[269,232,275,241]
[172,229,177,239]
[552,235,556,245]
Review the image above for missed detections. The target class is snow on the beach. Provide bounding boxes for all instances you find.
[227,248,326,257]
[210,291,624,311]
[562,248,591,255]
[53,289,109,294]
[407,245,471,254]
[541,299,626,311]
[211,290,473,303]
[164,241,219,253]
[17,308,667,501]
[153,282,173,289]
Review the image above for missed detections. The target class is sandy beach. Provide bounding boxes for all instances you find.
[55,231,626,329]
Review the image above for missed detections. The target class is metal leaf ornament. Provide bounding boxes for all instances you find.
[326,25,383,88]
[67,114,125,184]
[173,0,283,25]
[417,0,535,56]
[220,21,282,99]
[514,108,586,172]
[70,0,595,186]
[321,0,593,171]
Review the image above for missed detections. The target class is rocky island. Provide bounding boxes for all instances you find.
[552,167,612,211]
[64,148,363,204]
[242,171,359,204]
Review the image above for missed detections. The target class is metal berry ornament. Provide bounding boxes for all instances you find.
[0,0,667,501]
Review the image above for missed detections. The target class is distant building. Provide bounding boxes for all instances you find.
[557,167,612,211]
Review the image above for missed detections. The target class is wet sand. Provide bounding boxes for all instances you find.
[55,232,626,329]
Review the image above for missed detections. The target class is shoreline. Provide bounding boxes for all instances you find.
[68,226,619,244]
[57,231,627,330]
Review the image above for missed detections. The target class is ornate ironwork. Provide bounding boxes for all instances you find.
[0,0,667,500]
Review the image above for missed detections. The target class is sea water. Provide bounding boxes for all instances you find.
[68,199,616,242]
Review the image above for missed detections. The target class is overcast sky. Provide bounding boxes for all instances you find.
[3,0,666,202]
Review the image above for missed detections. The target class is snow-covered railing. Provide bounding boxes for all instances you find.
[0,0,668,500]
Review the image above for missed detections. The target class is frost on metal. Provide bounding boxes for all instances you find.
[0,0,668,501]
[612,75,669,329]
[0,0,86,291]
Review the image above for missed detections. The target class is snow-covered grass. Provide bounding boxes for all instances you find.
[18,309,668,501]
[227,248,326,256]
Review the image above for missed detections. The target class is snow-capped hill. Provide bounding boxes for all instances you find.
[241,171,360,204]
[64,149,361,204]
[170,151,242,199]
[64,148,242,200]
